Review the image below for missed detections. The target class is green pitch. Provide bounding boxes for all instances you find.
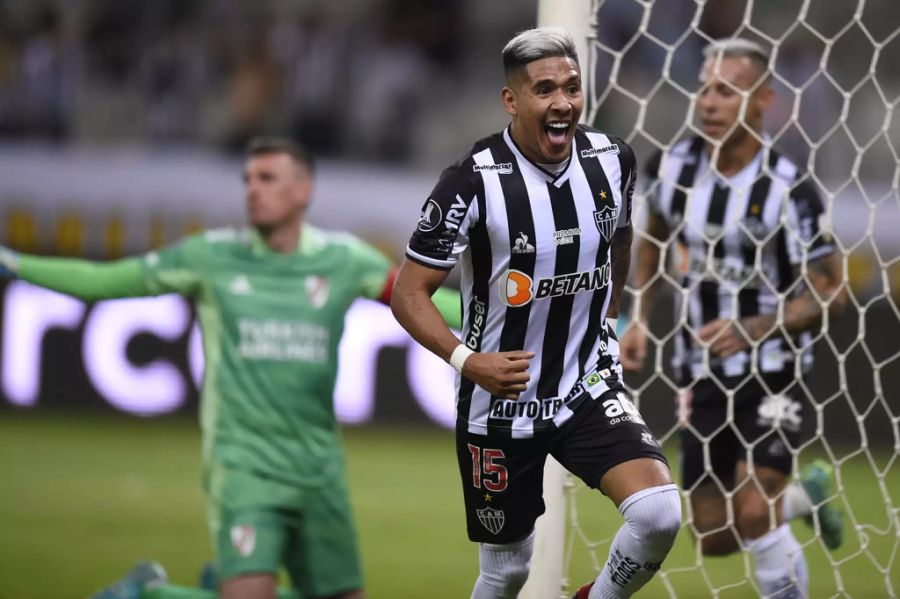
[0,414,896,598]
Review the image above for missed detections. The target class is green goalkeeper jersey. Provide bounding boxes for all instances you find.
[139,224,391,488]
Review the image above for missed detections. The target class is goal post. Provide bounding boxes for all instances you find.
[517,3,597,599]
[526,1,900,597]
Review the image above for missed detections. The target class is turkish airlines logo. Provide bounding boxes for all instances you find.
[499,264,611,307]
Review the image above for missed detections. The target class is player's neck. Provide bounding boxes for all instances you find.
[707,135,762,178]
[258,220,302,255]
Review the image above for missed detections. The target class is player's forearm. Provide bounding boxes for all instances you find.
[631,235,662,323]
[17,255,151,301]
[391,279,460,360]
[742,255,847,341]
[742,289,845,342]
[607,224,633,318]
[392,286,462,362]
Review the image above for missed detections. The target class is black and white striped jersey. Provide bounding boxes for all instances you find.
[645,136,836,385]
[406,125,636,438]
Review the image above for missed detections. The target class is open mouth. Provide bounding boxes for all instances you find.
[545,121,571,147]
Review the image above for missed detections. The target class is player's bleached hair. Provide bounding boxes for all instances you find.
[246,136,315,173]
[702,37,771,79]
[502,27,579,78]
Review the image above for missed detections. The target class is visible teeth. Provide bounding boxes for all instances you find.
[547,122,569,129]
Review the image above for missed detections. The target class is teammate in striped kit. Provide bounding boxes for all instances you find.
[619,39,847,598]
[392,28,681,599]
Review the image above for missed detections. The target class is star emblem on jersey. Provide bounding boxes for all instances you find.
[593,205,618,241]
[483,493,493,502]
[476,506,505,535]
[304,275,330,309]
[230,524,257,557]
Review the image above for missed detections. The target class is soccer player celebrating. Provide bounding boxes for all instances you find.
[0,138,460,599]
[619,39,847,597]
[391,27,681,599]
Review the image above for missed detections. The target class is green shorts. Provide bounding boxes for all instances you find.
[205,462,363,597]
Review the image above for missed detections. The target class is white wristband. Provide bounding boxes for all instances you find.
[449,344,475,373]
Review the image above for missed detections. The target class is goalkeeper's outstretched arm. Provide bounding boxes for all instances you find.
[0,246,152,301]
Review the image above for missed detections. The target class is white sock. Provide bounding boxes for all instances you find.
[747,524,808,598]
[589,484,681,598]
[470,531,534,599]
[781,481,813,521]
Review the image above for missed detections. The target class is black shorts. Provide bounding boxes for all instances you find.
[681,373,805,490]
[456,387,668,544]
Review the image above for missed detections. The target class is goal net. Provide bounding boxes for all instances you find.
[525,1,900,597]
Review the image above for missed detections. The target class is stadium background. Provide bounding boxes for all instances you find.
[0,0,896,597]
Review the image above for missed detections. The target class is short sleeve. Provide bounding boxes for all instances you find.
[785,178,836,265]
[405,165,479,270]
[141,234,206,296]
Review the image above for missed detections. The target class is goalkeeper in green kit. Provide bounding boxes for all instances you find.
[0,138,461,599]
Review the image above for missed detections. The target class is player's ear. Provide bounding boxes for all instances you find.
[754,78,775,112]
[502,86,517,116]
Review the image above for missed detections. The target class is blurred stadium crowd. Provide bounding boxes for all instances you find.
[0,0,522,164]
[0,0,894,171]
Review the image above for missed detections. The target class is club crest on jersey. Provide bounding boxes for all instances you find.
[593,205,618,241]
[476,507,505,535]
[304,275,330,308]
[230,525,256,557]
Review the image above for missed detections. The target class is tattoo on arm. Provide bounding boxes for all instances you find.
[608,224,633,318]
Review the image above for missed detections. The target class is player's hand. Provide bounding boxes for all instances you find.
[461,350,534,399]
[619,323,647,371]
[0,245,19,279]
[697,318,749,357]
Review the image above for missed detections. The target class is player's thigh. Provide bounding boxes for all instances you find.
[456,425,550,544]
[680,380,741,491]
[220,573,278,599]
[687,482,729,534]
[734,374,804,480]
[551,387,670,506]
[205,462,299,582]
[733,461,790,536]
[207,500,289,583]
[285,475,364,598]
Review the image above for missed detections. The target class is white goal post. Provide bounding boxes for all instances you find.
[525,1,900,598]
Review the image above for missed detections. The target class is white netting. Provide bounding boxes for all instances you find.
[538,1,900,597]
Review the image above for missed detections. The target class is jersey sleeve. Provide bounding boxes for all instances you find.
[344,236,393,300]
[17,255,151,301]
[141,234,207,296]
[405,165,479,270]
[785,177,836,265]
[614,138,637,229]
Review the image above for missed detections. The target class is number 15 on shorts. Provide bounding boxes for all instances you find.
[467,444,508,492]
